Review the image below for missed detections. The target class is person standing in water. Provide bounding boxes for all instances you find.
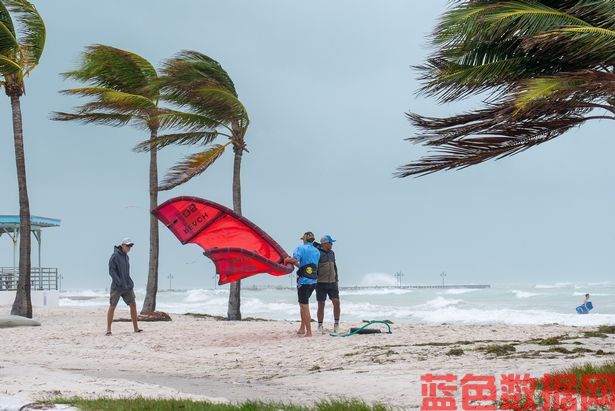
[583,293,591,311]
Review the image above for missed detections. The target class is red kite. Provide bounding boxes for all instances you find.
[153,196,293,284]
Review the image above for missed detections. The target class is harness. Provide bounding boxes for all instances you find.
[297,263,318,280]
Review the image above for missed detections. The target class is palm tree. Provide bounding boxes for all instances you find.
[52,45,190,314]
[0,0,47,318]
[398,0,615,177]
[136,51,249,320]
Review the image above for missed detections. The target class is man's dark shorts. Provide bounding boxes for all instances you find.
[297,284,316,304]
[316,282,339,302]
[109,289,136,307]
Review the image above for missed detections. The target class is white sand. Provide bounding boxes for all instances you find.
[1,306,614,409]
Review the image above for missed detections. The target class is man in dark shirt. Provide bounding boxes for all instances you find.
[316,235,341,333]
[106,238,142,336]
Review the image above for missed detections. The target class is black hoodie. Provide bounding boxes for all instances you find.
[109,246,134,291]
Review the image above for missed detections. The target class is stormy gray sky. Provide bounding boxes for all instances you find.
[0,0,613,290]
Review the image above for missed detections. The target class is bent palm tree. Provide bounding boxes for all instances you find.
[52,45,189,314]
[0,0,46,318]
[399,0,615,177]
[136,51,249,320]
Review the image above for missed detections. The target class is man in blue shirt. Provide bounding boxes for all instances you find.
[284,231,320,337]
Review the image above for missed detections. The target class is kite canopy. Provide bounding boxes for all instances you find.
[153,196,293,284]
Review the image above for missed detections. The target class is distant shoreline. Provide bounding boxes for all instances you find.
[149,284,491,292]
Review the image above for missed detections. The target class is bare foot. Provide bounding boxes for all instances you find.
[134,329,143,333]
[297,329,306,335]
[105,331,112,336]
[304,332,312,337]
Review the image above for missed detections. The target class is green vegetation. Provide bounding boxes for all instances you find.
[530,335,570,346]
[478,344,516,356]
[547,346,573,354]
[597,325,615,334]
[50,397,389,411]
[141,52,250,321]
[446,348,464,356]
[582,331,608,339]
[399,1,615,177]
[53,45,186,315]
[571,347,593,353]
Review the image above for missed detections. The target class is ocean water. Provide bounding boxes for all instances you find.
[60,281,615,326]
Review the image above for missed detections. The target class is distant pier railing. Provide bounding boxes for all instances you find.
[0,267,58,291]
[340,285,490,290]
[243,284,491,291]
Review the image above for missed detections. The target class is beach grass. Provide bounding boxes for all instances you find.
[478,343,516,356]
[50,397,389,410]
[597,325,615,334]
[553,360,615,384]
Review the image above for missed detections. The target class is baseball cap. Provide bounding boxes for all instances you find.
[121,237,134,246]
[300,231,315,242]
[320,235,336,244]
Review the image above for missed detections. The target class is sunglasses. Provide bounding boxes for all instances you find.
[125,244,134,248]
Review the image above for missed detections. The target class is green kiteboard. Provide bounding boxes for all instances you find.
[330,320,392,337]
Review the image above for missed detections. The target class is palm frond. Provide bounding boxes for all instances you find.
[524,26,615,65]
[0,2,15,37]
[514,70,615,111]
[184,87,248,123]
[62,87,156,110]
[134,131,221,152]
[398,111,588,177]
[4,0,45,74]
[63,44,158,97]
[159,144,227,191]
[59,86,115,97]
[50,111,134,127]
[401,0,615,178]
[481,2,590,37]
[418,54,527,101]
[161,50,237,97]
[567,0,615,30]
[156,109,225,132]
[0,54,21,73]
[0,20,17,55]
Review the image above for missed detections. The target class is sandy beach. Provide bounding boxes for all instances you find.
[1,306,614,409]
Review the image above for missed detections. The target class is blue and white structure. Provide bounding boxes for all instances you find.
[0,215,61,307]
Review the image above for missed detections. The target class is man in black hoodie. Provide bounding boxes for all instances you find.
[106,238,142,336]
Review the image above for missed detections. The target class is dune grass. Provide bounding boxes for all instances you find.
[50,397,389,411]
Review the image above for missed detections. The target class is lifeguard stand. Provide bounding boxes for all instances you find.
[0,215,61,302]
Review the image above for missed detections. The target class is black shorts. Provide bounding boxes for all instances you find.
[110,289,136,307]
[316,282,339,302]
[297,284,316,304]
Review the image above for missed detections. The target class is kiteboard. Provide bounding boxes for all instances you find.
[330,320,392,337]
[576,301,593,314]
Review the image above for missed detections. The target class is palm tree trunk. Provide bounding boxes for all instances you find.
[141,129,159,314]
[227,142,243,321]
[9,94,32,318]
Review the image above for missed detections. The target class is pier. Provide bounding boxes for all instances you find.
[339,284,490,290]
[243,284,491,291]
